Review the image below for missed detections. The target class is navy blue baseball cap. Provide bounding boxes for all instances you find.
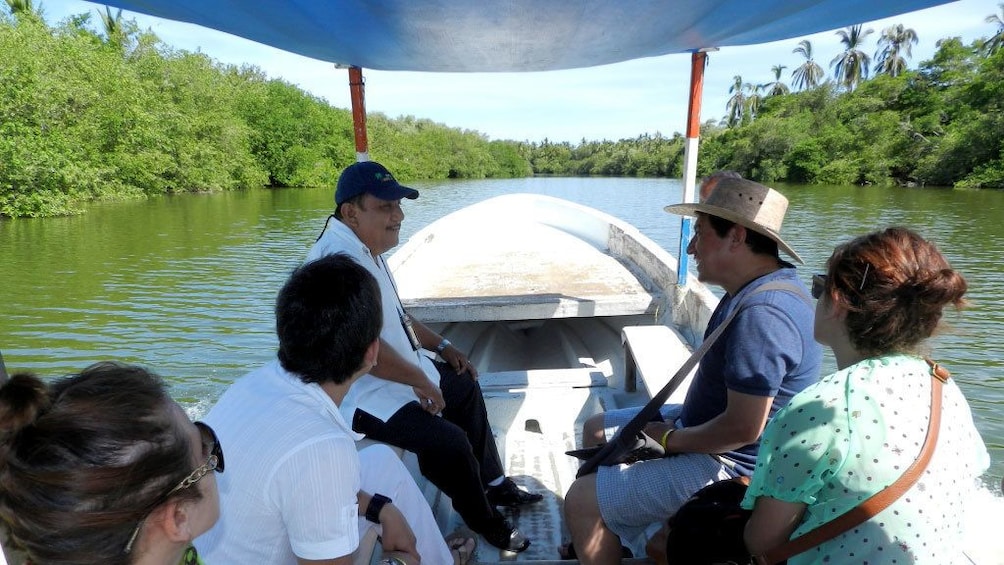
[335,161,419,206]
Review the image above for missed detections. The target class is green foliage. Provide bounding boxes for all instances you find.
[232,74,349,187]
[704,35,1003,189]
[2,10,1002,217]
[784,139,828,183]
[986,3,1004,56]
[523,134,684,178]
[0,14,538,217]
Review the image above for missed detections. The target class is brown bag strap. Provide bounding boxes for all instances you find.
[753,359,949,565]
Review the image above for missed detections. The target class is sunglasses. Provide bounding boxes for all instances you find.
[811,274,827,300]
[125,421,224,553]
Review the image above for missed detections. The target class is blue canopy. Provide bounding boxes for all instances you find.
[100,0,953,72]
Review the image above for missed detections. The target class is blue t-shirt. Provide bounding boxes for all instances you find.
[678,266,822,475]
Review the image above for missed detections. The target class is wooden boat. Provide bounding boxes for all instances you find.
[383,192,717,562]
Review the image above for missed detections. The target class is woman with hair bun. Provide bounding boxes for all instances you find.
[0,362,222,565]
[742,227,989,564]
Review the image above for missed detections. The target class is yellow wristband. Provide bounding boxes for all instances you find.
[660,428,675,451]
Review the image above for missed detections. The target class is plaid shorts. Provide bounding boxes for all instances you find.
[595,405,738,547]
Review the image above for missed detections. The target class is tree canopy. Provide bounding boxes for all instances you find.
[1,7,1002,218]
[705,40,1004,188]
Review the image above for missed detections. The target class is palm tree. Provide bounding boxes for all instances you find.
[5,0,41,20]
[725,75,746,127]
[99,6,126,47]
[764,65,790,97]
[831,24,874,91]
[986,3,1004,55]
[745,83,764,120]
[875,24,919,77]
[791,40,825,91]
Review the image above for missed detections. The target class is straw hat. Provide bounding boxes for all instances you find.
[664,177,803,264]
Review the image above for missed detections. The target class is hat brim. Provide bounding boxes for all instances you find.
[385,185,420,200]
[364,184,420,202]
[664,202,803,264]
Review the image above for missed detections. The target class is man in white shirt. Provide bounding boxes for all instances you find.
[305,161,542,552]
[196,254,455,565]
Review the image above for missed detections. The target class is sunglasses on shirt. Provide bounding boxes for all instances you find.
[811,274,827,300]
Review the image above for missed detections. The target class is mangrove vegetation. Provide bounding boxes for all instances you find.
[1,3,1002,217]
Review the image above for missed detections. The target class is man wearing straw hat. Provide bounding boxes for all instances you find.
[563,177,822,563]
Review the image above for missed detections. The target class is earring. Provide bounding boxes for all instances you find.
[181,546,201,565]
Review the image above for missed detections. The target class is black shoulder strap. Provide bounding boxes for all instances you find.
[576,281,807,477]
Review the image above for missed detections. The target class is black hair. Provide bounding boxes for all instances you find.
[333,193,366,220]
[0,363,197,565]
[276,253,383,385]
[704,214,779,258]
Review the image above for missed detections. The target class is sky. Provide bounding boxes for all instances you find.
[37,0,1004,143]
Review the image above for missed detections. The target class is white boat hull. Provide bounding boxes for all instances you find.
[390,193,717,370]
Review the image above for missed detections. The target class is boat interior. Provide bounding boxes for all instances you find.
[374,314,700,564]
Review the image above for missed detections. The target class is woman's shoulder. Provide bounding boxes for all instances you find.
[839,354,931,389]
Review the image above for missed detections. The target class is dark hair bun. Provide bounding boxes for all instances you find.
[913,268,968,309]
[0,373,50,437]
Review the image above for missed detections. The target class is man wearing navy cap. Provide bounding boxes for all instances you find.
[306,161,540,553]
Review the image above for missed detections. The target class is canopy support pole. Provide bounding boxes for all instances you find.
[348,66,370,162]
[676,50,709,286]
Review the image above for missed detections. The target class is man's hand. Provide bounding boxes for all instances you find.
[643,421,676,451]
[410,317,479,380]
[440,344,479,380]
[376,503,420,563]
[413,380,446,414]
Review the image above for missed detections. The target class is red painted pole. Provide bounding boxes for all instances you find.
[685,51,706,140]
[677,50,709,285]
[348,66,369,162]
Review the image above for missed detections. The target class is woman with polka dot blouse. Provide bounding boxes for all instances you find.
[740,227,989,564]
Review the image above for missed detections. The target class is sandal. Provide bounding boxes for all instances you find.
[446,529,477,565]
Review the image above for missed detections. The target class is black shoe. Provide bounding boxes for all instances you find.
[486,478,543,507]
[479,512,530,552]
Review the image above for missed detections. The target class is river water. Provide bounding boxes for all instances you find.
[2,177,1002,486]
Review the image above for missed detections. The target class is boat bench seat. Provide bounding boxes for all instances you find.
[478,367,608,391]
[621,325,696,405]
[403,293,663,323]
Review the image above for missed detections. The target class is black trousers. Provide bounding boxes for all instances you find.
[351,360,504,531]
